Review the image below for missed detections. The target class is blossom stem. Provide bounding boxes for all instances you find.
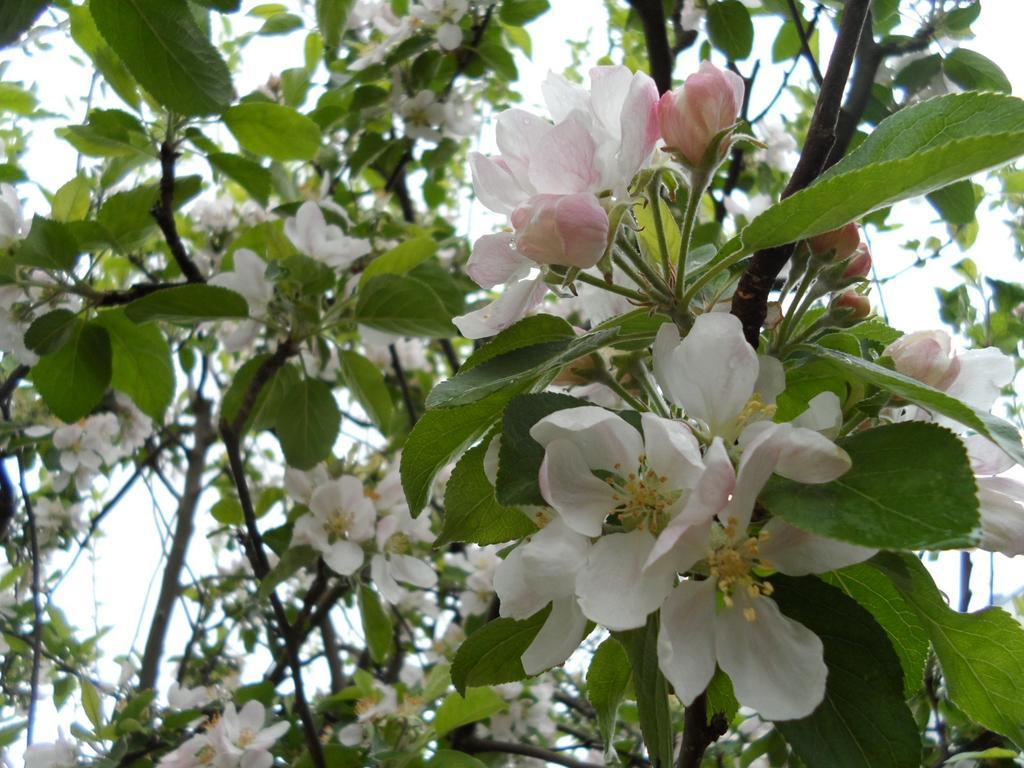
[615,243,674,303]
[595,368,650,412]
[647,171,675,284]
[678,245,747,311]
[572,270,649,302]
[675,166,713,300]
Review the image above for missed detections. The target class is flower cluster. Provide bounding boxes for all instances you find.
[494,314,876,719]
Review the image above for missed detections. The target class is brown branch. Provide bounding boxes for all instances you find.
[668,0,698,56]
[785,0,823,85]
[626,0,674,94]
[219,340,324,768]
[152,140,204,284]
[139,396,215,691]
[389,344,418,427]
[17,455,43,745]
[93,282,185,307]
[729,0,871,347]
[677,692,728,768]
[458,736,605,768]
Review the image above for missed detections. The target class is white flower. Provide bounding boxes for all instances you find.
[167,682,214,710]
[412,0,468,50]
[755,121,798,172]
[339,684,399,746]
[0,183,27,249]
[191,196,238,233]
[449,545,502,616]
[24,732,77,768]
[34,497,84,544]
[397,90,446,142]
[370,505,437,603]
[0,284,37,365]
[210,249,273,318]
[292,475,376,575]
[493,519,591,674]
[284,463,330,506]
[206,701,289,768]
[284,201,371,270]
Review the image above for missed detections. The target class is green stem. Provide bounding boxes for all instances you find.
[616,243,674,301]
[570,271,648,302]
[647,171,675,284]
[597,369,649,412]
[679,246,747,311]
[613,251,674,305]
[675,166,712,300]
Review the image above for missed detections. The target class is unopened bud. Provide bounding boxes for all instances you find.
[831,290,871,319]
[843,242,872,279]
[657,61,744,167]
[511,193,609,269]
[808,222,860,261]
[883,330,961,390]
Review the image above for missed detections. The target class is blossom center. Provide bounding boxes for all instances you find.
[324,510,353,541]
[385,532,411,555]
[607,456,679,535]
[238,728,256,748]
[707,518,773,621]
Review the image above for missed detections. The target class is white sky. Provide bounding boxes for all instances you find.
[2,0,1023,758]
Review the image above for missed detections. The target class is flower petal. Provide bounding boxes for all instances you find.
[657,579,718,706]
[522,595,589,675]
[758,518,876,576]
[773,424,851,483]
[469,153,528,215]
[538,441,618,537]
[466,232,532,288]
[389,553,438,589]
[575,531,677,631]
[324,539,365,576]
[532,405,642,475]
[452,274,548,339]
[977,476,1024,557]
[528,116,601,195]
[947,347,1015,412]
[640,413,704,492]
[494,519,590,617]
[716,592,827,721]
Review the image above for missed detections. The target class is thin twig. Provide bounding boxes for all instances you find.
[678,692,728,768]
[152,139,204,284]
[458,736,605,768]
[730,0,871,347]
[17,457,43,745]
[785,0,823,84]
[626,0,674,94]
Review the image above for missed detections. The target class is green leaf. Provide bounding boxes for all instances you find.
[358,236,437,286]
[707,0,753,60]
[125,285,250,324]
[927,180,978,226]
[0,0,49,48]
[0,83,35,115]
[943,49,1012,94]
[587,637,631,758]
[94,309,175,422]
[224,102,322,161]
[210,496,244,525]
[437,442,537,547]
[460,315,576,371]
[809,346,1024,466]
[433,688,508,737]
[355,273,456,338]
[275,377,340,469]
[220,357,300,435]
[359,584,394,664]
[316,0,356,54]
[729,93,1024,258]
[81,679,103,730]
[498,0,550,25]
[822,92,1024,181]
[429,751,486,768]
[772,575,921,768]
[295,745,362,768]
[207,152,272,205]
[14,215,78,271]
[873,553,1024,748]
[426,327,617,409]
[24,310,79,355]
[51,175,92,222]
[615,613,674,768]
[402,389,517,516]
[495,392,589,506]
[30,321,112,422]
[67,6,141,110]
[258,545,318,598]
[89,0,233,116]
[825,563,930,697]
[760,422,979,550]
[450,606,550,695]
[338,351,393,434]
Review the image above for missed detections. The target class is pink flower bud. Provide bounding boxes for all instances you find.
[832,291,871,319]
[843,242,872,279]
[884,330,961,390]
[511,193,610,269]
[657,61,744,166]
[808,223,860,261]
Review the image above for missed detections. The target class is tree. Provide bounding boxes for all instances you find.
[1,0,1023,766]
